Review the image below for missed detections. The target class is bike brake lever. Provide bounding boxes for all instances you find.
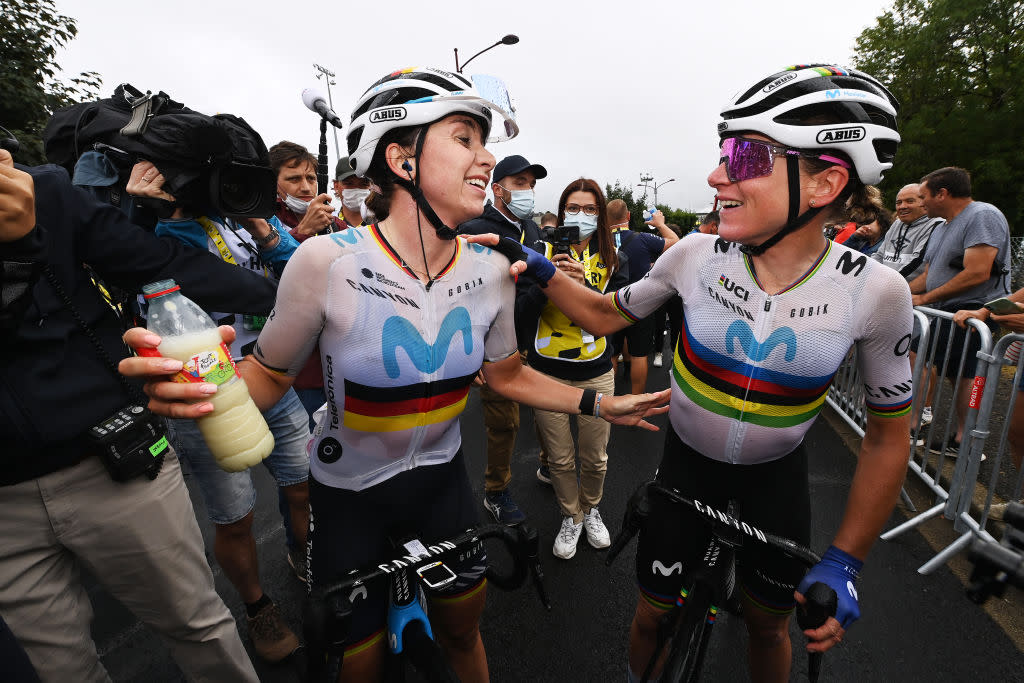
[796,581,837,683]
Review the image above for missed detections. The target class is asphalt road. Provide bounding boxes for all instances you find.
[89,356,1022,682]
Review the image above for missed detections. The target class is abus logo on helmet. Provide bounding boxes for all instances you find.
[717,122,728,132]
[370,107,407,123]
[762,72,798,93]
[816,126,865,144]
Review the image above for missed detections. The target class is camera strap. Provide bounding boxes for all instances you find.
[42,264,166,480]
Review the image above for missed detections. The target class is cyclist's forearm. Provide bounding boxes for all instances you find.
[831,414,911,559]
[541,270,630,337]
[481,354,589,414]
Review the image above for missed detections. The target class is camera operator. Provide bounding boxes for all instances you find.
[129,160,311,662]
[0,149,266,681]
[270,141,345,240]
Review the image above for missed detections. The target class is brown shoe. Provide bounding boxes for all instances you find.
[247,601,299,662]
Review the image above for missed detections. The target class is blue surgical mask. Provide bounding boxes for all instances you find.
[564,212,598,240]
[497,185,535,220]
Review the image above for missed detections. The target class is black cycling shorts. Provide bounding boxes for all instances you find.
[611,313,656,357]
[308,451,486,645]
[635,429,811,615]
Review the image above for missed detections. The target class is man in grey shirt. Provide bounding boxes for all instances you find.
[871,183,944,281]
[909,166,1011,452]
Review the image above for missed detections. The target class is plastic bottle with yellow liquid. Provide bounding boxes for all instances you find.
[141,279,274,471]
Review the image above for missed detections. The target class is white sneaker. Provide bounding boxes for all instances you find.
[920,406,933,426]
[583,507,611,548]
[652,352,664,368]
[553,516,584,559]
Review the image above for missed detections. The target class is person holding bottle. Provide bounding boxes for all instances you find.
[120,66,668,683]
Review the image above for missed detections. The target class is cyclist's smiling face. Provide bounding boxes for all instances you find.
[708,134,792,245]
[416,115,496,226]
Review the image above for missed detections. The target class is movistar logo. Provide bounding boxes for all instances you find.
[381,307,473,378]
[331,229,364,246]
[651,560,683,576]
[725,320,797,362]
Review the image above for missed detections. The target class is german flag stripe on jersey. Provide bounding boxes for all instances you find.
[672,321,833,428]
[343,373,476,432]
[371,223,461,281]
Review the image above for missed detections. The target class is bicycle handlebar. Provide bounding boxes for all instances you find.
[314,522,551,610]
[607,481,823,568]
[607,481,837,683]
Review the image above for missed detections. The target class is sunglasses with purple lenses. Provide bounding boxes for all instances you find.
[719,137,851,182]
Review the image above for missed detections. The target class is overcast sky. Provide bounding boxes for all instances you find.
[55,0,892,215]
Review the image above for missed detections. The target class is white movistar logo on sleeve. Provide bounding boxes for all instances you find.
[652,560,683,576]
[847,581,858,600]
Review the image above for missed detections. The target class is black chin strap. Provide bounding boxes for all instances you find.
[740,155,824,256]
[392,131,458,240]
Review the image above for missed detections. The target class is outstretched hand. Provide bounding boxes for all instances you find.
[463,232,529,279]
[599,388,671,431]
[0,149,35,243]
[118,325,236,418]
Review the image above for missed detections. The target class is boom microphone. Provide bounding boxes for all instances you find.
[301,88,343,129]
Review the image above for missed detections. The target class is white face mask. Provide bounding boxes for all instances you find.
[564,212,598,240]
[341,188,371,210]
[282,193,310,214]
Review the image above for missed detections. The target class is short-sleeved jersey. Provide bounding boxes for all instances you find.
[254,225,518,490]
[612,234,913,464]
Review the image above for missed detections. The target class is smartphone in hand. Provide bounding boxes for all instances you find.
[983,297,1023,315]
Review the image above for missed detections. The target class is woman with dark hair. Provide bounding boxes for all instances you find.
[479,64,912,681]
[520,178,627,560]
[119,66,668,682]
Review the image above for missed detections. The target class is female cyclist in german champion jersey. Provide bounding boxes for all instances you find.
[119,67,668,682]
[479,64,913,682]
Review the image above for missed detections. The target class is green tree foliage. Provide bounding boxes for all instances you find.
[853,0,1024,232]
[656,204,699,232]
[0,0,100,165]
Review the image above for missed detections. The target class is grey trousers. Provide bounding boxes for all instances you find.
[0,448,259,682]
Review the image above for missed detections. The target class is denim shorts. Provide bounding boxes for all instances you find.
[168,387,311,524]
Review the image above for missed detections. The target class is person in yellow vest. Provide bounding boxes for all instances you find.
[519,177,630,559]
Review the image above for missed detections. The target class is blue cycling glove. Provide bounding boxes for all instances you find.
[489,237,556,286]
[797,545,863,628]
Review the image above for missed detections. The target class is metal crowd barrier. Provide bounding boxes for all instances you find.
[825,307,1024,574]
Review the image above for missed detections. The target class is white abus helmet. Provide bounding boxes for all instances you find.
[719,64,900,185]
[346,67,519,177]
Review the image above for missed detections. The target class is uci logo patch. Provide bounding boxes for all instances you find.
[815,126,865,144]
[370,107,407,123]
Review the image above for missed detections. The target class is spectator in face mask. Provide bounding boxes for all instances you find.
[271,141,344,241]
[459,154,547,526]
[333,156,373,228]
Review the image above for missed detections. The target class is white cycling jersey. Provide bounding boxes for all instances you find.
[613,234,913,464]
[254,225,517,490]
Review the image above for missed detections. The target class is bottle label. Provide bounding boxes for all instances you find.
[170,342,238,385]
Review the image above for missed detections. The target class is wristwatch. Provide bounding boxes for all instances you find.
[253,225,280,248]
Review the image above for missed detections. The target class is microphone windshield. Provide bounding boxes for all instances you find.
[302,88,326,111]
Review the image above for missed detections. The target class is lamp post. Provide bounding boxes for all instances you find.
[637,173,675,206]
[313,63,341,160]
[454,34,519,74]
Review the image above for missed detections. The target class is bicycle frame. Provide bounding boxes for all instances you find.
[608,481,833,683]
